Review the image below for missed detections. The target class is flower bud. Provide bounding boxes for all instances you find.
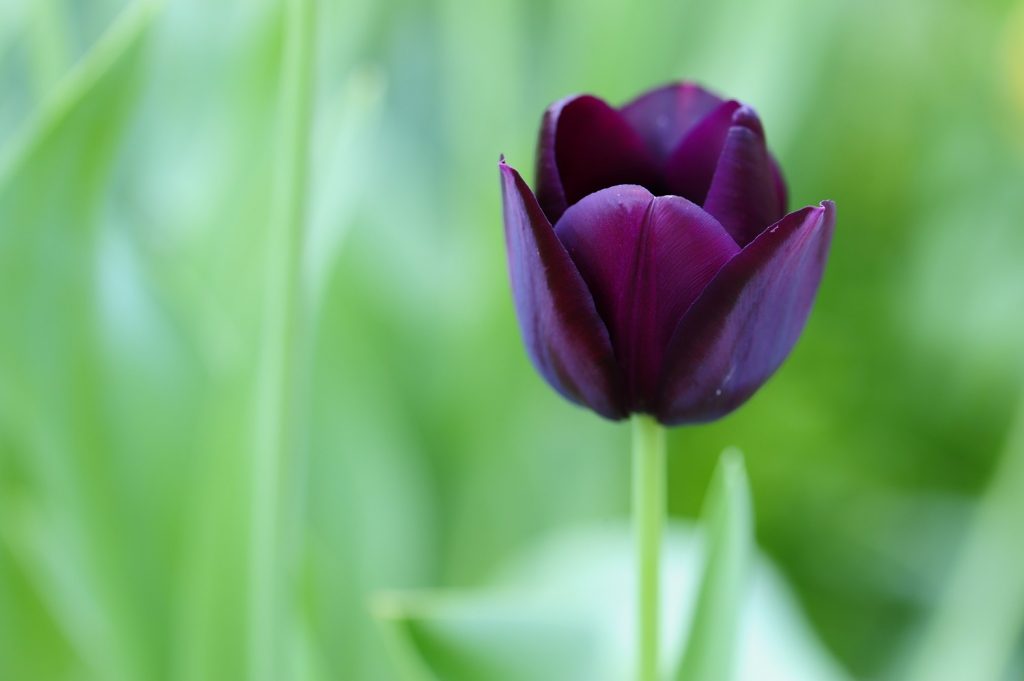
[500,82,835,424]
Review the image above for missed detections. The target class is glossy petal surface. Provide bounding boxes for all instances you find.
[662,99,742,205]
[656,202,836,424]
[702,106,787,246]
[555,186,739,411]
[499,161,626,419]
[535,95,660,222]
[620,82,724,161]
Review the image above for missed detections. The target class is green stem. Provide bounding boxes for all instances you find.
[247,0,315,680]
[633,414,666,681]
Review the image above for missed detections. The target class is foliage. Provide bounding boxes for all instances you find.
[1,0,1023,679]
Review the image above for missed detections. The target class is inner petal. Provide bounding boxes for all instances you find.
[619,83,725,162]
[662,100,742,205]
[553,96,664,208]
[702,106,788,246]
[554,186,740,411]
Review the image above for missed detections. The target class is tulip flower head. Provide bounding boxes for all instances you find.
[500,82,835,425]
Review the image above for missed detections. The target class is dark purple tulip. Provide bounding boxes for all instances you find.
[500,82,835,425]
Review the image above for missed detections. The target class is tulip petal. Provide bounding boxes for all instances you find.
[770,155,788,215]
[535,95,660,222]
[662,99,742,205]
[656,202,836,425]
[499,160,627,419]
[555,186,739,412]
[701,106,788,246]
[619,82,724,161]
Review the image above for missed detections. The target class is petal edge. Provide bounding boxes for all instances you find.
[701,106,788,246]
[655,201,836,424]
[500,160,627,419]
[535,95,660,222]
[555,186,739,412]
[620,82,725,161]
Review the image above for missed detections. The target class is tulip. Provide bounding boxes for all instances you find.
[500,82,835,425]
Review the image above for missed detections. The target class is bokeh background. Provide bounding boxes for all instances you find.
[2,0,1024,679]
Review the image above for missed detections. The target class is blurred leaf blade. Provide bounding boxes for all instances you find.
[372,520,850,681]
[676,449,754,681]
[0,2,159,680]
[372,591,601,681]
[248,0,317,679]
[905,396,1024,681]
[0,0,159,187]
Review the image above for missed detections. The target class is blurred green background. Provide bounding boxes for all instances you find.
[2,0,1024,679]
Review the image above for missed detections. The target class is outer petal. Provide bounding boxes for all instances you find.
[499,160,627,419]
[655,202,836,425]
[662,99,742,205]
[619,82,724,162]
[554,186,739,412]
[701,106,788,246]
[535,95,660,222]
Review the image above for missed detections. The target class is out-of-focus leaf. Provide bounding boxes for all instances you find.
[247,0,317,678]
[27,0,70,97]
[374,592,601,681]
[904,397,1024,681]
[0,3,158,681]
[304,65,386,313]
[676,448,753,681]
[374,522,854,681]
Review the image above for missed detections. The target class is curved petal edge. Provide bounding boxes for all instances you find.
[655,201,836,425]
[619,82,725,162]
[701,106,788,246]
[499,159,628,419]
[535,95,576,223]
[554,186,739,412]
[535,95,660,223]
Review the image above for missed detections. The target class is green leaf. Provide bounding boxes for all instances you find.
[373,521,852,681]
[373,592,602,681]
[904,398,1024,681]
[247,0,317,678]
[0,3,159,681]
[675,448,754,681]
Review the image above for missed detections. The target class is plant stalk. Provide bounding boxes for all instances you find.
[633,414,666,681]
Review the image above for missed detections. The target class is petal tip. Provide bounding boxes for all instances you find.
[818,200,837,237]
[649,80,725,102]
[808,200,837,232]
[548,93,604,117]
[731,105,765,137]
[498,158,519,180]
